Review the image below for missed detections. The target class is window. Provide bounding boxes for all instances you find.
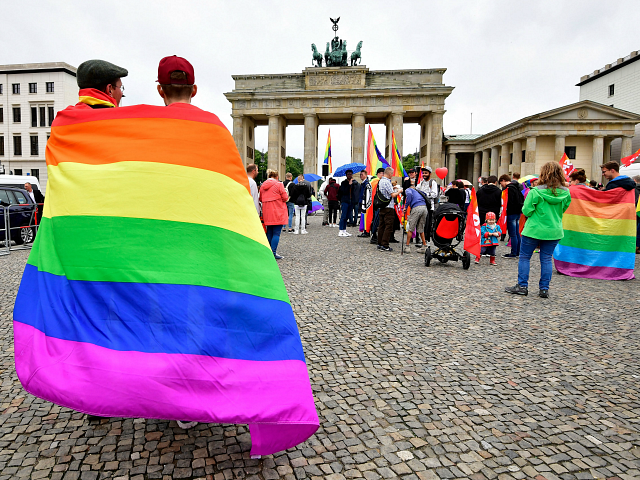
[31,169,39,179]
[14,168,22,176]
[39,106,45,127]
[608,84,614,96]
[31,107,37,127]
[13,136,22,156]
[30,135,38,156]
[565,146,576,160]
[14,190,27,204]
[46,82,54,93]
[0,190,11,205]
[48,106,54,126]
[0,84,3,95]
[29,83,37,94]
[0,137,4,156]
[13,107,21,123]
[0,107,3,123]
[12,84,20,94]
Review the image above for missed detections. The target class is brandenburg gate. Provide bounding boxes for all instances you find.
[224,66,454,177]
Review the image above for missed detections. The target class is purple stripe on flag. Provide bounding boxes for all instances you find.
[14,322,318,455]
[554,259,635,281]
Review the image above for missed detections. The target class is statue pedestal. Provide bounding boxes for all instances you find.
[304,66,368,90]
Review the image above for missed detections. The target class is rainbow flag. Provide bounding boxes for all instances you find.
[391,131,406,177]
[323,130,332,173]
[366,126,388,174]
[13,104,319,456]
[553,186,636,280]
[364,177,379,232]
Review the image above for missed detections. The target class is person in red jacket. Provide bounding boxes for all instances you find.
[259,170,289,260]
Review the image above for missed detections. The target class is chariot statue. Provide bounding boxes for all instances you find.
[311,17,363,68]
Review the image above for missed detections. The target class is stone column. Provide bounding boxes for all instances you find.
[304,114,319,175]
[447,152,457,184]
[430,112,443,169]
[522,135,537,176]
[499,143,510,176]
[591,136,604,184]
[473,151,481,183]
[621,135,633,159]
[351,113,366,166]
[419,114,432,168]
[490,146,499,177]
[604,138,612,163]
[481,149,490,178]
[267,115,286,177]
[511,140,522,175]
[554,135,566,162]
[231,114,245,163]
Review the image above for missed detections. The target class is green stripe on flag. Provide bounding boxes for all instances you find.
[561,229,636,253]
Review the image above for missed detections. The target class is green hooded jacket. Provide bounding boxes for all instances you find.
[521,185,572,240]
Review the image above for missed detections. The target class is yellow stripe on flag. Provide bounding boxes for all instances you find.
[562,213,636,237]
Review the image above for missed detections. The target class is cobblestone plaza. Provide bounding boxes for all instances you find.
[1,217,639,480]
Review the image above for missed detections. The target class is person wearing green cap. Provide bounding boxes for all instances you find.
[74,59,128,109]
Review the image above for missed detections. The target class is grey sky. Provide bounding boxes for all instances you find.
[4,0,638,172]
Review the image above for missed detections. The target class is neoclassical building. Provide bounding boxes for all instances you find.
[444,101,640,184]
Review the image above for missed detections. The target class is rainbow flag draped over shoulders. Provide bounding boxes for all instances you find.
[323,130,332,173]
[13,103,318,456]
[553,186,636,281]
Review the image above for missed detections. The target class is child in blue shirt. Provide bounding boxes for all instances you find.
[476,211,501,266]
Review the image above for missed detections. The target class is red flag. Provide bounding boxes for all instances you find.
[498,188,508,233]
[559,153,575,180]
[621,147,640,167]
[464,187,481,257]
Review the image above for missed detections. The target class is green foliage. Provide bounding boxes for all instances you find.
[253,151,305,183]
[286,156,304,178]
[402,153,420,171]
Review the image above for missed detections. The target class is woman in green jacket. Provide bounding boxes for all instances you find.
[505,162,571,298]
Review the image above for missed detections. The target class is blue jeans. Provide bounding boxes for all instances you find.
[517,235,559,290]
[266,225,283,255]
[286,202,295,228]
[370,210,380,236]
[339,201,350,230]
[506,214,521,256]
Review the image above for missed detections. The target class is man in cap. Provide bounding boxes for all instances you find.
[156,55,197,106]
[75,59,128,109]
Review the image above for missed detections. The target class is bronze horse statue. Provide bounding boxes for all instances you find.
[311,43,323,67]
[350,41,363,66]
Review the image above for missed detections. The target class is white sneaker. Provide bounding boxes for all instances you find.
[338,230,347,237]
[301,230,308,235]
[405,246,411,254]
[177,421,198,429]
[344,231,352,236]
[333,224,338,228]
[293,230,299,235]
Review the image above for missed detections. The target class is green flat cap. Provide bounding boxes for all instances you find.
[77,59,128,89]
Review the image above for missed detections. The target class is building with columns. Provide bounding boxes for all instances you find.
[578,50,640,162]
[224,66,453,179]
[444,101,640,185]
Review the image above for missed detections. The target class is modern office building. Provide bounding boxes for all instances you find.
[0,62,77,193]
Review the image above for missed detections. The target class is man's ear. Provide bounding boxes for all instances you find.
[191,85,197,98]
[157,85,165,99]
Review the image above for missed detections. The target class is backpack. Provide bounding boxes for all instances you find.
[373,182,391,209]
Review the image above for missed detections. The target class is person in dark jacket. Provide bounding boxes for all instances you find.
[291,176,312,234]
[476,175,502,225]
[601,161,636,191]
[499,174,524,257]
[444,181,466,211]
[325,178,340,227]
[338,170,358,234]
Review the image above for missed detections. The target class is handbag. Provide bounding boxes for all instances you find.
[373,183,391,209]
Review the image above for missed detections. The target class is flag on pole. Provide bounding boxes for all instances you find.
[323,130,332,173]
[559,153,575,180]
[464,187,481,258]
[621,147,640,167]
[498,188,508,232]
[391,131,406,177]
[366,126,388,174]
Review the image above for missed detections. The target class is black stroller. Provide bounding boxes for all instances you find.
[424,202,471,269]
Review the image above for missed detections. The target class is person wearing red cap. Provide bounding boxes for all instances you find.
[156,55,197,105]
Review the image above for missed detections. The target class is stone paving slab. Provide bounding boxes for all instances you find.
[0,215,639,480]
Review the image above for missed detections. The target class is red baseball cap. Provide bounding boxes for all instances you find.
[157,56,195,85]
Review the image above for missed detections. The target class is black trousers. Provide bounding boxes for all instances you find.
[328,201,339,223]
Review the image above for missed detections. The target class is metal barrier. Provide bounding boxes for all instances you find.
[0,202,42,255]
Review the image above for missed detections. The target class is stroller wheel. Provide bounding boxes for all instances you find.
[424,247,431,267]
[462,251,471,270]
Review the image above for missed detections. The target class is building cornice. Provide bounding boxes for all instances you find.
[576,51,639,86]
[0,62,77,77]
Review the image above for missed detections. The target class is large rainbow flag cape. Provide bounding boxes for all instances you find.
[553,186,636,280]
[391,131,406,177]
[323,130,332,173]
[13,103,319,455]
[366,126,388,174]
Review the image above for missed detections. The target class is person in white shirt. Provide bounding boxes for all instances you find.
[247,164,260,215]
[416,166,439,246]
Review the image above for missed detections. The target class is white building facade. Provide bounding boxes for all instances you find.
[578,50,640,162]
[0,62,78,193]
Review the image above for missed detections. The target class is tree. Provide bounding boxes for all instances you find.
[286,156,304,178]
[402,153,420,171]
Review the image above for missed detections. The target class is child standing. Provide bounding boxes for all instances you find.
[476,211,501,265]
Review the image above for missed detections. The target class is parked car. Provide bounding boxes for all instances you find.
[0,187,38,245]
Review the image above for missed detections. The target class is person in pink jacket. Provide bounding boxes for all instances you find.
[259,169,289,260]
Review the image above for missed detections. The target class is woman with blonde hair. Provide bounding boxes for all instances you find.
[259,169,289,259]
[505,162,571,298]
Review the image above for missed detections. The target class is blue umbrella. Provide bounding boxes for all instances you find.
[333,163,366,177]
[293,173,323,184]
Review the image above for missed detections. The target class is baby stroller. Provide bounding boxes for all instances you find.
[424,202,471,269]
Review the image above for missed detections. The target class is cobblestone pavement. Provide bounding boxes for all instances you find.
[1,215,639,480]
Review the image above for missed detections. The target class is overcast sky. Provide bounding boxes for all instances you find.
[4,0,638,172]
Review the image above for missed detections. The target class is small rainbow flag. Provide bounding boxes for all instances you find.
[366,126,388,174]
[13,104,319,456]
[621,147,640,167]
[553,186,636,280]
[391,131,406,177]
[323,130,332,173]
